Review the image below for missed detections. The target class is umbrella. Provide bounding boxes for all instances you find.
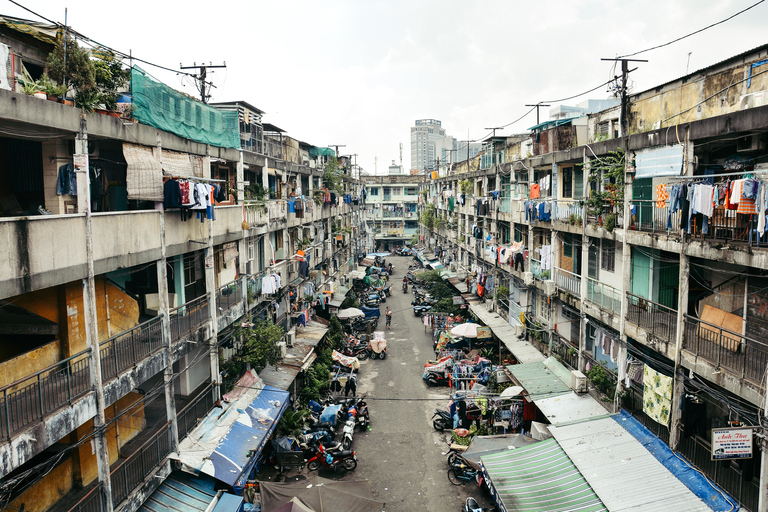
[499,385,524,398]
[337,308,364,319]
[451,322,479,338]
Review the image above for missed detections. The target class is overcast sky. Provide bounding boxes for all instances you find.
[5,0,767,174]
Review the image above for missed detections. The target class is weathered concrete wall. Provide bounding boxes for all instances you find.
[6,456,74,512]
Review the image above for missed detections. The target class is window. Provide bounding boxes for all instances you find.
[601,240,615,272]
[406,187,417,195]
[562,167,572,198]
[369,187,379,196]
[563,233,573,258]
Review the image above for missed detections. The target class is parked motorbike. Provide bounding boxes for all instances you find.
[425,370,450,387]
[355,398,370,430]
[341,416,356,450]
[432,408,452,431]
[463,497,488,512]
[306,443,357,472]
[413,304,433,316]
[340,341,370,361]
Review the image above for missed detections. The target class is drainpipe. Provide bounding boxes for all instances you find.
[77,114,113,512]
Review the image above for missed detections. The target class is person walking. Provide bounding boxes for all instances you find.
[386,307,392,329]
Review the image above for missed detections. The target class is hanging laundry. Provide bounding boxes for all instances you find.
[642,365,672,426]
[656,183,668,208]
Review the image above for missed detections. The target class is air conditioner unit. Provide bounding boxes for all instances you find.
[740,91,768,110]
[244,261,254,275]
[544,280,557,297]
[514,323,525,337]
[277,341,287,358]
[736,134,766,152]
[571,370,588,393]
[285,331,296,347]
[523,272,533,286]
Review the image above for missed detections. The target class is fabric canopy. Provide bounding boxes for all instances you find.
[259,476,384,512]
[451,322,479,338]
[337,308,365,319]
[481,438,607,512]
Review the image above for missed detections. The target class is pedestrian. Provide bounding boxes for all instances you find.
[345,373,357,396]
[386,307,392,329]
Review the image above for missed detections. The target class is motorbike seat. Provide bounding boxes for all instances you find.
[338,449,354,458]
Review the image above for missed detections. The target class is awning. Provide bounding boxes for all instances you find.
[506,356,572,400]
[328,298,344,308]
[259,476,384,512]
[123,143,163,201]
[481,438,607,512]
[469,303,545,364]
[138,471,243,512]
[548,414,717,511]
[174,370,289,491]
[534,392,611,426]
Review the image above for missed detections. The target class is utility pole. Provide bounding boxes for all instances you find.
[601,58,647,138]
[328,144,346,160]
[179,61,227,104]
[484,126,504,138]
[525,103,551,125]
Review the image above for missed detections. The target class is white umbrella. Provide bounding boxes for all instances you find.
[337,308,365,320]
[500,386,524,398]
[451,322,479,338]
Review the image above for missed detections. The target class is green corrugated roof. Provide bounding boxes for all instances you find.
[506,356,571,400]
[481,438,607,512]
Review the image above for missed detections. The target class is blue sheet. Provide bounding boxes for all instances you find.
[614,409,738,512]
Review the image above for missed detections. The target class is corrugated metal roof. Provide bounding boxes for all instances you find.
[534,392,611,426]
[138,471,242,512]
[469,304,545,364]
[506,357,571,399]
[481,438,607,512]
[549,417,712,512]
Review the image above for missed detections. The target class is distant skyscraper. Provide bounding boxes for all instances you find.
[410,119,482,172]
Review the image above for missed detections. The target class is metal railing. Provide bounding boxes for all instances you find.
[169,295,210,341]
[683,315,768,383]
[531,258,549,280]
[586,277,622,314]
[216,280,242,312]
[177,383,219,441]
[553,267,581,296]
[626,292,677,343]
[100,317,164,382]
[111,422,173,506]
[68,483,103,512]
[554,201,584,223]
[0,350,91,440]
[552,335,579,371]
[630,199,675,234]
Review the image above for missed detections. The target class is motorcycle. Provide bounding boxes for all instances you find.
[340,341,370,361]
[355,398,370,430]
[402,282,408,293]
[413,304,433,317]
[463,497,488,512]
[432,408,452,431]
[341,416,356,450]
[425,369,450,387]
[306,443,357,472]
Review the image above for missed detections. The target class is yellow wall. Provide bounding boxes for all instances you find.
[76,392,146,486]
[0,341,60,391]
[4,457,74,512]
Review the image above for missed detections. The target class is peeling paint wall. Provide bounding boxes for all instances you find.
[6,457,74,512]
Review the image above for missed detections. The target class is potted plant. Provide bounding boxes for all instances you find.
[604,213,616,233]
[20,80,44,98]
[37,73,67,101]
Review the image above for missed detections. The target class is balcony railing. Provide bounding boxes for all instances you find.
[630,200,676,234]
[169,295,210,341]
[585,277,622,314]
[100,317,164,382]
[177,383,218,440]
[111,422,173,506]
[216,280,242,312]
[0,349,91,440]
[683,315,768,383]
[531,258,547,280]
[553,267,581,296]
[626,292,676,343]
[554,200,584,224]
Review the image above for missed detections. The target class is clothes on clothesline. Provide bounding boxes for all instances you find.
[261,273,282,294]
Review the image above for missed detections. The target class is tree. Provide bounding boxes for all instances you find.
[319,316,345,351]
[47,36,95,93]
[238,319,285,372]
[275,408,309,439]
[322,159,344,194]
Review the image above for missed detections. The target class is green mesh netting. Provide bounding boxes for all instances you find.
[131,66,240,150]
[309,147,336,158]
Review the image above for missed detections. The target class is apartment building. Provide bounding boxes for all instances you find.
[423,45,768,511]
[0,18,365,512]
[362,174,422,251]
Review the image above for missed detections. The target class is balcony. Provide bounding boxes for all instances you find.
[626,292,676,344]
[553,267,581,296]
[531,258,549,280]
[683,315,768,385]
[553,200,584,225]
[585,277,621,314]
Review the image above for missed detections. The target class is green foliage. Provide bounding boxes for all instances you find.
[604,213,616,233]
[246,182,270,201]
[93,51,130,110]
[497,285,510,299]
[37,73,67,96]
[420,203,437,231]
[586,364,616,399]
[300,347,333,403]
[587,148,625,218]
[435,297,460,315]
[20,80,41,95]
[459,179,473,196]
[319,316,345,351]
[236,319,285,372]
[275,408,309,439]
[74,89,101,113]
[47,37,95,93]
[322,159,344,194]
[410,234,419,246]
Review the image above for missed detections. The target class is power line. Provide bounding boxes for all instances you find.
[617,0,766,59]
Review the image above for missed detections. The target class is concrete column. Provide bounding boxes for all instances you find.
[156,240,179,453]
[203,148,220,401]
[237,152,245,203]
[77,114,113,512]
[669,240,689,450]
[618,149,633,401]
[579,152,590,373]
[759,371,768,512]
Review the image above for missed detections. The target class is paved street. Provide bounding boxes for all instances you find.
[337,255,496,512]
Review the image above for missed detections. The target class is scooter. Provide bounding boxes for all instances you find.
[355,398,370,430]
[306,443,357,472]
[403,282,408,293]
[463,497,488,512]
[341,416,356,450]
[425,370,450,387]
[432,409,452,431]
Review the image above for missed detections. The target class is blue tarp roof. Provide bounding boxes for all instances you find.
[138,471,243,512]
[210,385,289,490]
[527,117,578,132]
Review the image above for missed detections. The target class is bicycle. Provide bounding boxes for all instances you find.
[447,455,481,485]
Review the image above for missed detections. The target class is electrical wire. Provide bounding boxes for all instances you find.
[617,0,766,59]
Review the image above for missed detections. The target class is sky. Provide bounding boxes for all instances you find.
[4,0,767,175]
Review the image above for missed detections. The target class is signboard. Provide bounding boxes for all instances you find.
[476,326,492,339]
[712,427,753,460]
[453,296,465,305]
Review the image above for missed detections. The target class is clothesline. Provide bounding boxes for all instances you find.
[666,170,768,181]
[164,174,227,183]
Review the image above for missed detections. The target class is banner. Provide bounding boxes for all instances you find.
[712,427,753,460]
[476,326,492,339]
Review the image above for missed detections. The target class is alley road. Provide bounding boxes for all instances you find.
[339,255,496,511]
